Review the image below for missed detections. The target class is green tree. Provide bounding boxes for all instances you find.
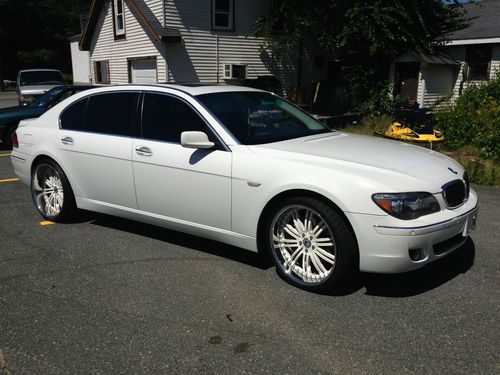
[0,0,89,90]
[254,0,470,112]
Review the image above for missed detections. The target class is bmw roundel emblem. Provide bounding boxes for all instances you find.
[448,167,458,175]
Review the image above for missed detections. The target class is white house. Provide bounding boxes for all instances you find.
[390,0,500,108]
[74,0,316,93]
[68,34,91,84]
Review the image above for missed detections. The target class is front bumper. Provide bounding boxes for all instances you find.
[346,190,478,274]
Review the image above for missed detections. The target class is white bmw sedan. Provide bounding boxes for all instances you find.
[11,85,478,292]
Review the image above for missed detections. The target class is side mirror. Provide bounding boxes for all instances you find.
[180,131,215,149]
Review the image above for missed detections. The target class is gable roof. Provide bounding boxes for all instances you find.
[79,0,181,51]
[446,0,500,41]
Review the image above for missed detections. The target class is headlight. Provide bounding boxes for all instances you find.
[19,94,34,102]
[372,192,440,220]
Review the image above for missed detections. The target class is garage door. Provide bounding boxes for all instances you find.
[130,59,157,84]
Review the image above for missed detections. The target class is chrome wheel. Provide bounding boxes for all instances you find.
[32,164,65,218]
[270,205,337,285]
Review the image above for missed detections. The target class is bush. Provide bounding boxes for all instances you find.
[435,73,500,161]
[357,81,401,116]
[62,73,73,84]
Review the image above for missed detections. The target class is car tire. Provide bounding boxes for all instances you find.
[31,159,77,222]
[265,196,358,293]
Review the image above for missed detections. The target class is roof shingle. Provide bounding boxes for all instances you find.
[446,0,500,40]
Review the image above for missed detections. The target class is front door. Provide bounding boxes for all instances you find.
[132,92,232,230]
[395,63,420,102]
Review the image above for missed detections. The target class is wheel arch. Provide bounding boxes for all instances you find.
[31,154,57,173]
[1,121,19,143]
[256,189,359,263]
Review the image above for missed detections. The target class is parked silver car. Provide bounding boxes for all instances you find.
[16,69,65,106]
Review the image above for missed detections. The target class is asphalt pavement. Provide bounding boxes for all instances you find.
[0,91,18,109]
[0,145,499,374]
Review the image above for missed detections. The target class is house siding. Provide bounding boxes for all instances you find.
[491,44,500,77]
[90,0,167,84]
[70,40,91,83]
[412,43,500,108]
[163,0,297,91]
[421,66,454,107]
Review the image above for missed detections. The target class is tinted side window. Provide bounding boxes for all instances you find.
[60,98,88,131]
[142,93,210,143]
[84,92,138,136]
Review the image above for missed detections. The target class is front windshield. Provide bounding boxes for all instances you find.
[196,92,331,145]
[20,71,64,86]
[31,86,66,107]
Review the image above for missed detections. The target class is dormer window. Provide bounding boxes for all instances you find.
[113,0,126,38]
[212,0,234,30]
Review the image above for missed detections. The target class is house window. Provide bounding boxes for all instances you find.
[465,45,491,81]
[213,0,234,30]
[113,0,126,37]
[94,61,110,84]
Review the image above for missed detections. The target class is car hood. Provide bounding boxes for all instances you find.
[249,132,463,189]
[19,85,61,95]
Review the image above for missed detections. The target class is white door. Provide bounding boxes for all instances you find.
[130,59,157,84]
[132,93,232,230]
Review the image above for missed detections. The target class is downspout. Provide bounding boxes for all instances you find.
[163,0,168,82]
[216,33,220,83]
[163,0,167,28]
[88,53,93,83]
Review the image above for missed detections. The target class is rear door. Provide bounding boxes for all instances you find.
[58,91,140,208]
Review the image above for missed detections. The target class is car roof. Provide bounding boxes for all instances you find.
[52,84,99,90]
[63,84,267,104]
[118,83,265,96]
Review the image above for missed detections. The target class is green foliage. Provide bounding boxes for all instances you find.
[0,0,88,85]
[435,73,500,161]
[253,0,470,113]
[460,158,498,187]
[62,73,74,84]
[343,114,393,135]
[17,50,57,66]
[358,81,401,116]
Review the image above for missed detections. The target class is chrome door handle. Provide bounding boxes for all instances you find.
[135,146,153,157]
[61,136,74,145]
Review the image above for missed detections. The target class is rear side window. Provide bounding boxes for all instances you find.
[141,93,210,143]
[84,92,139,136]
[60,98,88,131]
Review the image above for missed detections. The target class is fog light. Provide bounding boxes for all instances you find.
[409,248,427,262]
